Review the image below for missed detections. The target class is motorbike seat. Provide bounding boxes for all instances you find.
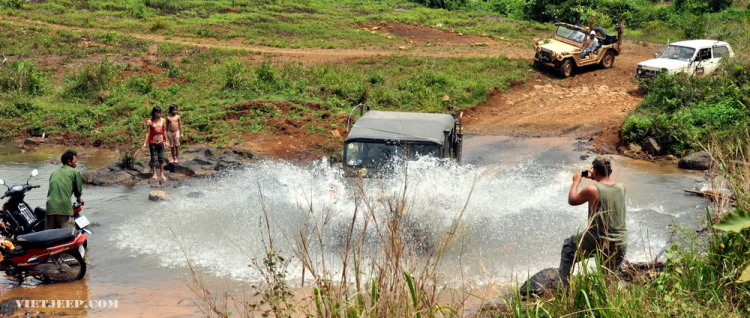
[16,228,76,249]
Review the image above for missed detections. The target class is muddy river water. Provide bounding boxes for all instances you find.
[0,137,709,317]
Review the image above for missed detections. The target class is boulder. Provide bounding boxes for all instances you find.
[0,297,25,316]
[192,157,215,166]
[92,171,133,186]
[678,151,712,170]
[215,155,243,171]
[519,268,561,297]
[641,137,663,155]
[187,191,205,198]
[169,162,204,177]
[148,190,173,202]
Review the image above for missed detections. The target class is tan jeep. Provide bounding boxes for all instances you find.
[534,18,624,78]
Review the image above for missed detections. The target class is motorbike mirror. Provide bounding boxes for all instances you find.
[27,168,39,185]
[0,179,4,185]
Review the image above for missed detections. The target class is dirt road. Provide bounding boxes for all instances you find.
[3,16,659,156]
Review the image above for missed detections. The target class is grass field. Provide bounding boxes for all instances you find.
[1,0,549,49]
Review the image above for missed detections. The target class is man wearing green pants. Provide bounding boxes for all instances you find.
[46,150,84,230]
[559,156,627,286]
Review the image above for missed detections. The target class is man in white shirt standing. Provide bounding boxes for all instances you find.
[582,31,599,59]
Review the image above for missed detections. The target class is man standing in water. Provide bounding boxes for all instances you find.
[46,150,84,230]
[559,156,626,286]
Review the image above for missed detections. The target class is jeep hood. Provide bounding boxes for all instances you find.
[540,40,580,54]
[638,58,690,70]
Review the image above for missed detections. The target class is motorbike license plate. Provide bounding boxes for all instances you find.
[75,215,91,228]
[79,245,85,259]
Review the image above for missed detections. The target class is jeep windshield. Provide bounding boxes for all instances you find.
[556,26,585,43]
[659,45,695,62]
[344,141,440,168]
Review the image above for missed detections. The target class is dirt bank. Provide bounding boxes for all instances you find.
[462,41,662,155]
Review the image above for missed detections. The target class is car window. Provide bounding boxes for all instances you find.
[556,26,585,43]
[660,45,695,62]
[713,46,728,58]
[696,48,711,61]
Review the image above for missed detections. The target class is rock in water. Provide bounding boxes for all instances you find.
[519,268,561,297]
[148,190,173,202]
[642,137,662,155]
[678,151,712,170]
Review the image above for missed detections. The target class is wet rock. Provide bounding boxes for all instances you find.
[187,191,205,198]
[215,156,243,171]
[627,143,642,153]
[94,171,133,186]
[678,151,712,170]
[185,145,216,157]
[519,268,561,297]
[169,162,204,177]
[641,137,662,155]
[230,148,253,159]
[148,190,173,202]
[23,138,42,146]
[204,147,216,157]
[191,157,216,166]
[0,297,25,316]
[83,170,134,186]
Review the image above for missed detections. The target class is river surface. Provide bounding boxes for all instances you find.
[0,137,709,317]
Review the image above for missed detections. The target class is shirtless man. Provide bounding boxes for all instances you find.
[166,104,182,163]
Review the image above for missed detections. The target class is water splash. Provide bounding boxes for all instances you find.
[112,155,702,283]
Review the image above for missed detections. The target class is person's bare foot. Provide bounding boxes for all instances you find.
[151,174,158,180]
[174,159,179,163]
[160,174,167,181]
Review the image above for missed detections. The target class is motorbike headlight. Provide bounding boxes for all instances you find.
[11,185,23,192]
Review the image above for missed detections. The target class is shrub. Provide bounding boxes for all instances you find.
[622,61,750,155]
[2,0,23,9]
[64,57,117,98]
[0,61,45,96]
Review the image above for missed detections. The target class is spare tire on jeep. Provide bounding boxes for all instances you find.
[594,27,618,45]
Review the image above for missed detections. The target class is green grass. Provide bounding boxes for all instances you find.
[0,0,549,49]
[0,41,529,148]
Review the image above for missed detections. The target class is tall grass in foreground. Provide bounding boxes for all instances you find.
[184,170,483,317]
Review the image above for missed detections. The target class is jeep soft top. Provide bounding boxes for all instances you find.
[341,110,462,177]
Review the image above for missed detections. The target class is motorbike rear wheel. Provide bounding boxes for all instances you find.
[48,251,87,282]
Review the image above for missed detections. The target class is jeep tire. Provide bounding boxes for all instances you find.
[600,50,615,69]
[559,59,573,78]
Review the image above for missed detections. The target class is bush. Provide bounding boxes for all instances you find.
[64,57,117,98]
[622,61,750,155]
[2,0,23,9]
[0,61,45,96]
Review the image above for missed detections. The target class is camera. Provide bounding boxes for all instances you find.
[581,170,589,178]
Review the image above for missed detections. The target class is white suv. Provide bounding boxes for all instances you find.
[636,40,734,79]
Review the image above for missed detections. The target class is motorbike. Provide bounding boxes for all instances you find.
[1,228,88,282]
[0,169,92,239]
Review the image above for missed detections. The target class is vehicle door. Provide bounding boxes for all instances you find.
[709,46,730,74]
[693,48,712,77]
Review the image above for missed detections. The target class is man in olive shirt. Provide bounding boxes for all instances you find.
[46,150,84,230]
[559,156,627,286]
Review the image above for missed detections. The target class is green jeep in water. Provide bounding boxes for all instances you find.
[336,110,463,177]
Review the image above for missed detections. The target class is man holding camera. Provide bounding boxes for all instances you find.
[559,156,627,286]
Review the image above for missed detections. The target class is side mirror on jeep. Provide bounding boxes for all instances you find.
[654,53,659,58]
